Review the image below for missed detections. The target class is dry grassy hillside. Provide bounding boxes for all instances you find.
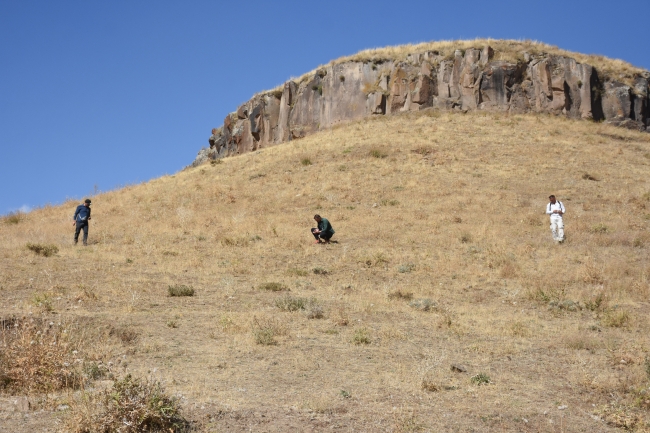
[2,110,650,432]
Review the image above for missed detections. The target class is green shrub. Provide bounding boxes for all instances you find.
[352,328,371,345]
[167,285,195,297]
[258,282,288,292]
[398,263,415,273]
[301,158,312,166]
[603,309,630,328]
[369,149,387,159]
[312,267,328,275]
[409,298,436,312]
[471,373,491,385]
[275,295,307,312]
[26,243,58,257]
[590,223,609,234]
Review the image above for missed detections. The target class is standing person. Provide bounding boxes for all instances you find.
[546,195,565,243]
[73,199,92,246]
[311,214,335,244]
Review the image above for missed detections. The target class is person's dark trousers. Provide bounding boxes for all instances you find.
[311,228,332,241]
[75,222,89,245]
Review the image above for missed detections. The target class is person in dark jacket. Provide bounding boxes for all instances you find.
[73,199,92,245]
[311,214,335,244]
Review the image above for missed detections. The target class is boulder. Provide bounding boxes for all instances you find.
[479,61,522,110]
[289,74,323,138]
[632,77,648,125]
[277,82,297,142]
[602,82,632,120]
[459,49,482,110]
[261,93,281,145]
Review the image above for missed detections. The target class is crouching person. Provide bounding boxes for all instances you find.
[311,214,335,244]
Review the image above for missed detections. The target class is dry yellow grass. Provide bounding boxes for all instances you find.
[2,110,650,431]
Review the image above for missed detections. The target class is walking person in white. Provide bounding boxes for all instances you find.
[546,195,565,243]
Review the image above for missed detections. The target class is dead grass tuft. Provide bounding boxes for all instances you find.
[167,285,195,297]
[3,211,25,225]
[258,282,288,292]
[0,318,83,393]
[26,242,59,257]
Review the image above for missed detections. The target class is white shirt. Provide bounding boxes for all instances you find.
[546,201,565,218]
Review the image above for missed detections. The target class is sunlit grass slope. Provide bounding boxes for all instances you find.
[2,110,650,431]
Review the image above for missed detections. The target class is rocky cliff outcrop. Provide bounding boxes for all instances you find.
[194,45,649,165]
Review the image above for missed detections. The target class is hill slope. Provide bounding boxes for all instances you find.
[2,111,650,432]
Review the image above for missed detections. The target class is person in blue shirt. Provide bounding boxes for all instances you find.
[311,214,335,244]
[73,199,92,245]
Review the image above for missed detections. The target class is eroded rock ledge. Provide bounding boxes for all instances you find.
[194,46,649,165]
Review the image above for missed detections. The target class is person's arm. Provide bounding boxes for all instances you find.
[73,207,80,220]
[559,202,565,215]
[88,207,91,220]
[545,204,553,215]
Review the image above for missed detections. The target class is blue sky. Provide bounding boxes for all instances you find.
[1,0,648,215]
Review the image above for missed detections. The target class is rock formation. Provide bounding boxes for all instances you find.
[194,45,650,165]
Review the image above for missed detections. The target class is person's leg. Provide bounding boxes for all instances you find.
[82,223,89,245]
[556,218,564,241]
[74,223,82,244]
[550,219,558,240]
[320,232,332,243]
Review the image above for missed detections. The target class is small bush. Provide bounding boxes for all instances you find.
[369,149,387,159]
[109,326,139,344]
[287,268,308,277]
[471,373,491,385]
[421,380,439,392]
[387,289,414,300]
[251,317,285,345]
[301,157,312,166]
[258,282,288,292]
[582,173,599,181]
[603,309,630,328]
[275,295,308,312]
[32,292,54,312]
[83,362,110,381]
[62,374,188,433]
[3,211,24,225]
[459,233,472,243]
[398,263,416,273]
[339,75,345,82]
[168,285,195,297]
[352,328,371,345]
[409,298,436,312]
[210,159,222,165]
[26,243,58,257]
[306,304,325,319]
[590,223,609,234]
[584,293,608,311]
[312,267,329,275]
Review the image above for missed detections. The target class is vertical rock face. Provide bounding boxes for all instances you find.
[201,46,649,163]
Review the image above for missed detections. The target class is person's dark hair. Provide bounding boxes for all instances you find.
[84,199,92,204]
[314,214,321,219]
[548,195,555,199]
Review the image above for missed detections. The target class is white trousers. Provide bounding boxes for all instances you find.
[550,216,564,241]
